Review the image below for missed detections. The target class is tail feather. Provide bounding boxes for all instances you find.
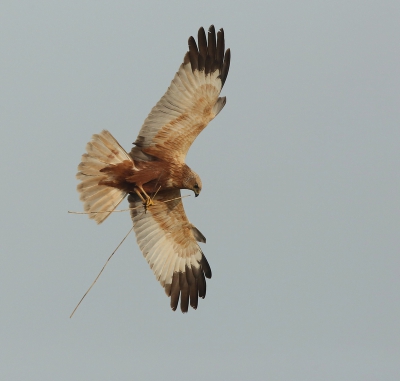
[79,185,110,203]
[78,158,106,176]
[77,176,105,191]
[96,131,130,161]
[84,188,121,212]
[76,130,132,224]
[89,189,126,212]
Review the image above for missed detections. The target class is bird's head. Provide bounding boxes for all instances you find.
[182,168,202,197]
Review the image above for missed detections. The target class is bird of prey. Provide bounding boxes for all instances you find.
[76,25,230,312]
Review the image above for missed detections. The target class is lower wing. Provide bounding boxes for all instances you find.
[128,189,211,312]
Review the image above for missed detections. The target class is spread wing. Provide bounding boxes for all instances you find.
[128,190,211,312]
[131,25,230,163]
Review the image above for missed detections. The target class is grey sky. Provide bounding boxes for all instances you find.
[1,1,399,380]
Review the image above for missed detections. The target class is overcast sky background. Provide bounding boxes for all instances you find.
[1,1,399,380]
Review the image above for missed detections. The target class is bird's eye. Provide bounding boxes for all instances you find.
[194,183,199,189]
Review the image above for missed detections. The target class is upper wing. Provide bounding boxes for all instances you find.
[130,25,230,163]
[128,189,211,312]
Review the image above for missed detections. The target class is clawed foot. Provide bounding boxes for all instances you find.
[134,186,154,212]
[143,196,154,212]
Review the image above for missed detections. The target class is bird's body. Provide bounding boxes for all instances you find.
[96,156,200,196]
[76,25,230,312]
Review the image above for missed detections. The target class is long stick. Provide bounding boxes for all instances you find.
[69,193,190,317]
[69,225,134,318]
[67,195,190,215]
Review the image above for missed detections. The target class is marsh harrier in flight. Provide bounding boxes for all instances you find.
[76,25,230,312]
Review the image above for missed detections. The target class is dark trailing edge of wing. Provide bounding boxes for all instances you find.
[187,25,231,89]
[165,252,212,313]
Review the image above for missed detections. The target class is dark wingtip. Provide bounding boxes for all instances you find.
[166,255,212,311]
[179,272,189,313]
[170,273,180,311]
[188,36,199,71]
[220,48,230,87]
[201,254,212,279]
[198,270,206,299]
[198,27,207,61]
[185,25,229,87]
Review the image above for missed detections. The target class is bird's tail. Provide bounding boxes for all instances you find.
[76,130,133,224]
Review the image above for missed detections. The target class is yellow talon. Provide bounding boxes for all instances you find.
[134,186,154,212]
[143,197,154,213]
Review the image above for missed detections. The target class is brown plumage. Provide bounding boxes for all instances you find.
[76,25,230,312]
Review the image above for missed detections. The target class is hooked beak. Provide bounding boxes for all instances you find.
[195,192,199,197]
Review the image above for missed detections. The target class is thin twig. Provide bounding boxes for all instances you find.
[68,207,141,215]
[68,195,190,215]
[152,185,162,200]
[69,193,190,317]
[152,172,163,196]
[160,195,191,203]
[69,225,134,318]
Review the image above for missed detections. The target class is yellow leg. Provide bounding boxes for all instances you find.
[138,186,152,202]
[134,186,154,209]
[134,188,147,203]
